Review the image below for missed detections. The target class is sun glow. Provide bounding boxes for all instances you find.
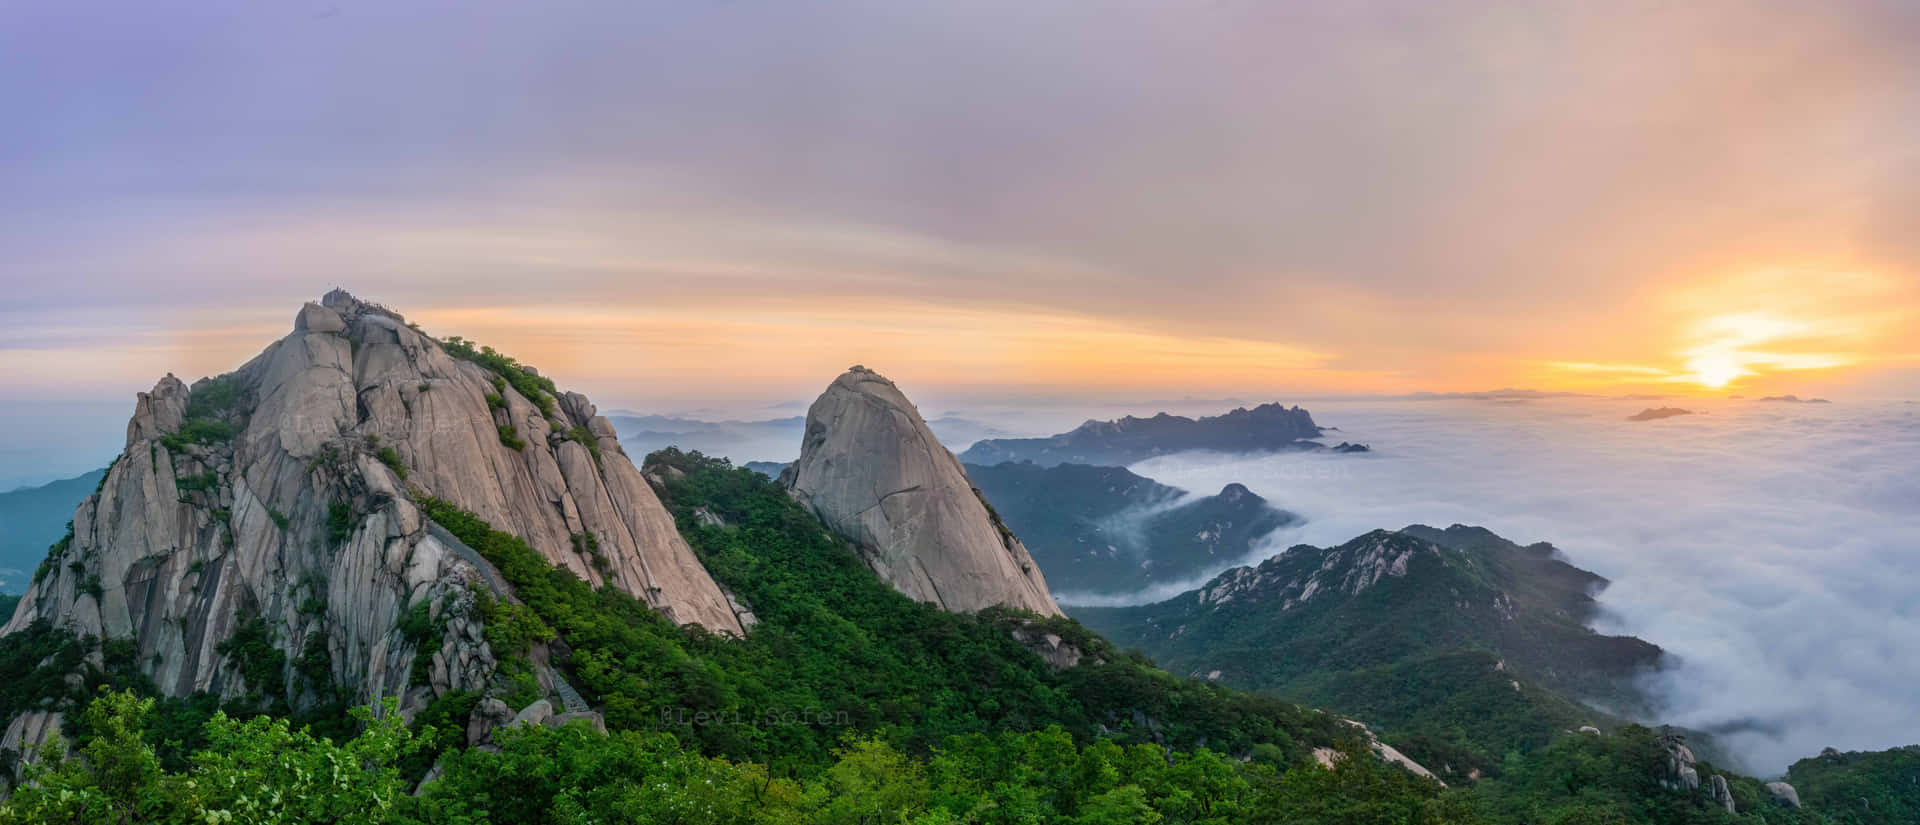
[1536,269,1914,394]
[1676,313,1851,389]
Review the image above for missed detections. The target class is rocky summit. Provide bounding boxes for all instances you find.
[782,366,1062,616]
[2,290,743,752]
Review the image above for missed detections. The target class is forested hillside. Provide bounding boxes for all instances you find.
[0,453,1901,823]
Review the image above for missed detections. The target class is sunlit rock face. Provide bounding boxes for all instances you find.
[2,290,742,738]
[783,366,1063,617]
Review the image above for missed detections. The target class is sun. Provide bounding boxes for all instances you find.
[1674,312,1850,390]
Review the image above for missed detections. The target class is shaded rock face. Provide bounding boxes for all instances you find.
[1659,730,1702,792]
[1765,781,1803,809]
[1709,774,1737,813]
[2,291,741,734]
[783,367,1062,616]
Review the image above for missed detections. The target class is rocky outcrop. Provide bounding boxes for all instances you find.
[1009,626,1087,670]
[1659,729,1702,792]
[2,291,741,747]
[782,367,1061,616]
[1708,774,1737,813]
[1765,781,1803,809]
[1314,721,1444,786]
[0,712,62,762]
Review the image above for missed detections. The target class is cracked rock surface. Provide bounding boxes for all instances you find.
[2,290,740,752]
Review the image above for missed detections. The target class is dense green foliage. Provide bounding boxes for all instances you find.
[1,692,420,825]
[1,689,1468,825]
[1789,745,1920,824]
[156,374,249,453]
[377,445,408,480]
[417,451,1357,776]
[213,614,288,714]
[442,336,559,418]
[968,461,1294,594]
[1076,525,1664,780]
[328,500,357,546]
[10,684,1866,823]
[1469,726,1833,825]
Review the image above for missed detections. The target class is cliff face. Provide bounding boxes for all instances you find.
[783,367,1062,617]
[3,291,741,733]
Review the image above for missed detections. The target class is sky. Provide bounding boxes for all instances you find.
[3,0,1919,473]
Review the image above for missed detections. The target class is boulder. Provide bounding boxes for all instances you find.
[1709,774,1736,813]
[509,699,554,729]
[1010,627,1086,670]
[1764,781,1802,809]
[544,711,608,733]
[1658,729,1700,792]
[125,374,189,447]
[294,301,347,334]
[466,698,514,747]
[784,366,1061,616]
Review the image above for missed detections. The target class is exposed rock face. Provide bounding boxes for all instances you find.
[1659,730,1702,792]
[0,712,62,763]
[1008,626,1090,670]
[783,367,1062,616]
[1339,720,1444,786]
[1765,781,1803,809]
[2,291,741,745]
[1708,774,1737,813]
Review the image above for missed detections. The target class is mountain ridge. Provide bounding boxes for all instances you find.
[1,290,745,757]
[967,460,1298,595]
[957,402,1333,467]
[1073,523,1667,779]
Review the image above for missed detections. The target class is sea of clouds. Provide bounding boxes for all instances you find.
[1098,397,1920,774]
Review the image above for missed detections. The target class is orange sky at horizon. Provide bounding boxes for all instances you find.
[8,263,1909,411]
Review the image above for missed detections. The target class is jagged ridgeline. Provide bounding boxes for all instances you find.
[957,402,1364,467]
[1074,524,1668,780]
[1,290,743,753]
